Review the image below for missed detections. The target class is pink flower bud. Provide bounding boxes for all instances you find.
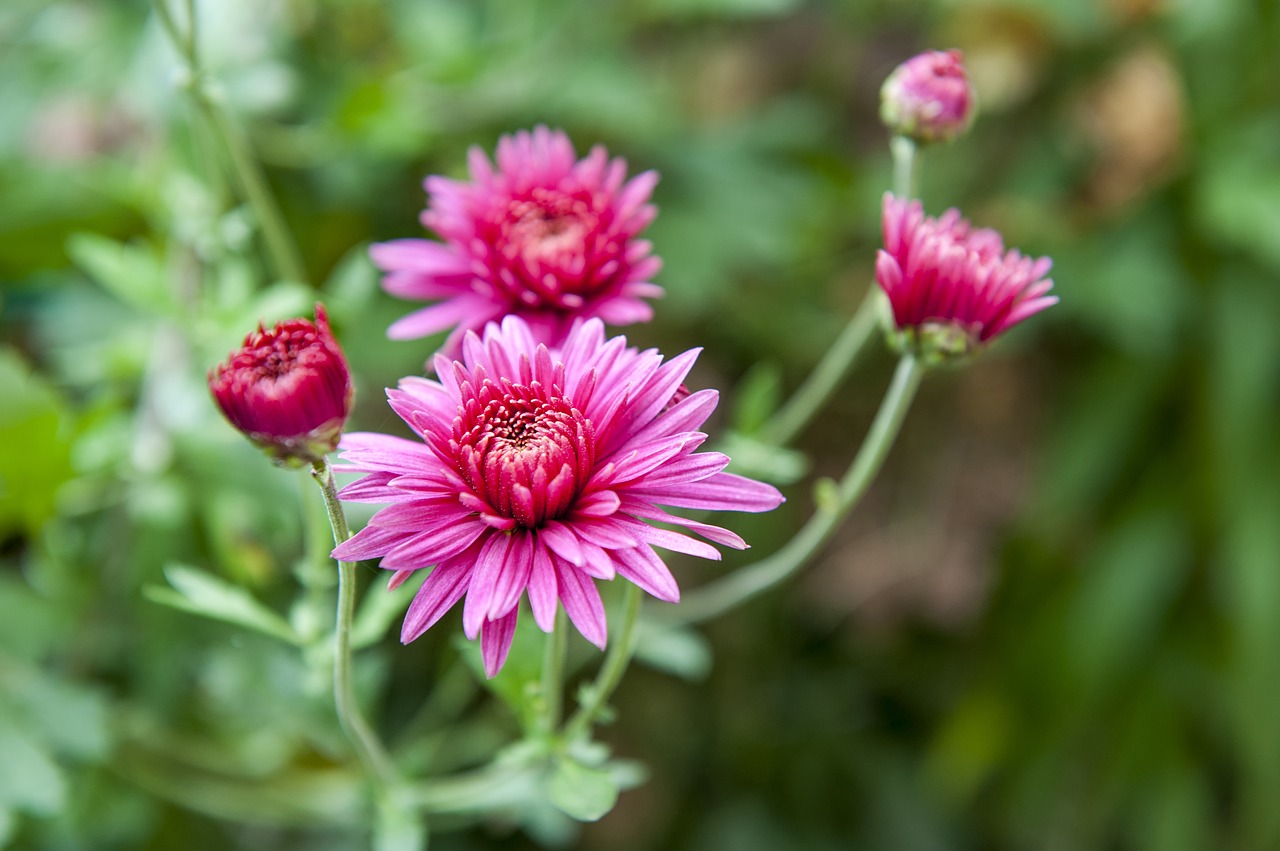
[209,304,354,466]
[880,50,976,144]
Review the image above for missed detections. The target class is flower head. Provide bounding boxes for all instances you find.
[876,194,1056,361]
[332,317,783,676]
[371,126,662,354]
[880,50,976,144]
[209,304,353,465]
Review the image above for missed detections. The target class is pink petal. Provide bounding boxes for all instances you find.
[554,559,608,649]
[613,545,680,603]
[632,472,785,512]
[401,559,472,642]
[488,530,534,620]
[528,538,559,632]
[480,609,519,678]
[462,532,512,639]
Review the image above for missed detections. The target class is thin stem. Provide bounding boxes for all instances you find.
[561,583,643,743]
[672,354,924,624]
[539,609,567,736]
[890,134,917,200]
[759,290,881,447]
[311,458,399,790]
[152,0,308,285]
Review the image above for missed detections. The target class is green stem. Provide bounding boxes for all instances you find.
[890,134,917,200]
[539,609,567,736]
[759,291,882,447]
[152,0,308,285]
[561,583,643,743]
[672,354,924,624]
[755,135,919,449]
[311,459,399,790]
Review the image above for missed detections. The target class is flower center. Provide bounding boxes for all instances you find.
[452,378,595,529]
[489,188,614,311]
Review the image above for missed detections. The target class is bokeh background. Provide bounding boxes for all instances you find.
[3,0,1279,848]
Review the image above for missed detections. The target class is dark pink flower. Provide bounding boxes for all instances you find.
[332,317,783,676]
[209,304,353,465]
[876,194,1056,357]
[880,50,976,144]
[371,126,662,353]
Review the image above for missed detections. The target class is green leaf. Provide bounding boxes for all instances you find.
[0,349,75,538]
[720,431,808,485]
[633,618,712,681]
[547,756,618,822]
[0,715,65,815]
[144,564,300,644]
[729,363,783,435]
[66,232,175,316]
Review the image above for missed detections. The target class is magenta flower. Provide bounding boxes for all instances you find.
[209,304,354,465]
[876,194,1056,358]
[371,126,662,353]
[880,49,976,144]
[332,317,783,676]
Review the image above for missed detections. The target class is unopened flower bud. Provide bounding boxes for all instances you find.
[880,50,976,144]
[209,304,354,466]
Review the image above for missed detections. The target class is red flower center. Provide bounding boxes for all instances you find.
[452,378,595,529]
[487,188,617,312]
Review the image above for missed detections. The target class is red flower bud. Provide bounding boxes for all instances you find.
[880,50,977,144]
[209,304,354,466]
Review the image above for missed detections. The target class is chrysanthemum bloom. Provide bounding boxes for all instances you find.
[332,317,783,676]
[371,126,662,353]
[209,304,354,466]
[880,50,976,144]
[876,194,1056,361]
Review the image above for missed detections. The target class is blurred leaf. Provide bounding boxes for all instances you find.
[633,617,712,681]
[65,232,175,316]
[453,615,545,730]
[145,564,300,644]
[720,431,808,485]
[0,714,64,816]
[1065,511,1191,695]
[351,578,418,649]
[1,663,109,761]
[547,755,618,822]
[373,801,427,851]
[0,348,74,537]
[728,362,782,435]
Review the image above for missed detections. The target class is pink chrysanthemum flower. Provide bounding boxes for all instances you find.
[371,126,662,353]
[880,49,976,144]
[209,304,353,466]
[876,193,1057,360]
[332,317,783,676]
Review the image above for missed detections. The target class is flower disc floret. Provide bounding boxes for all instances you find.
[332,317,783,676]
[453,377,595,529]
[371,126,662,353]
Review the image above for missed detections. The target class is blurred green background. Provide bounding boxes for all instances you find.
[3,0,1279,848]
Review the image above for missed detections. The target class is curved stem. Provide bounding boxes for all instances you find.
[759,290,881,447]
[311,459,399,789]
[672,354,924,624]
[561,583,643,743]
[152,0,307,285]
